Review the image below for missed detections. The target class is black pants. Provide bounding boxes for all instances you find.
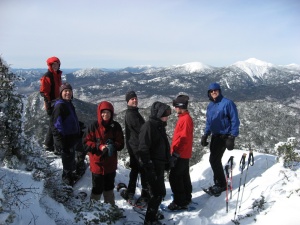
[45,115,54,148]
[127,155,148,195]
[92,171,116,195]
[169,158,192,206]
[61,141,80,173]
[209,135,227,187]
[145,162,166,222]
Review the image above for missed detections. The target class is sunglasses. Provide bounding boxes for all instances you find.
[209,89,219,93]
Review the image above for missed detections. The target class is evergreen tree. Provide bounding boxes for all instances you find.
[277,141,300,169]
[0,56,23,168]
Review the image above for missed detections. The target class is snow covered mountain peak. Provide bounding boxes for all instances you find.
[170,61,213,73]
[232,58,273,79]
[73,68,107,78]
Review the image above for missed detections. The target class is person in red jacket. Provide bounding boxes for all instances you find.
[40,56,62,152]
[168,95,194,210]
[83,101,124,205]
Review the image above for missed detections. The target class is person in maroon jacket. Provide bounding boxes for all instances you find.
[168,95,194,210]
[40,56,62,152]
[83,101,124,205]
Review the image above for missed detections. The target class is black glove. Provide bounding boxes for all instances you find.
[201,135,209,146]
[169,152,180,168]
[79,121,86,138]
[143,162,157,184]
[47,107,53,116]
[226,135,235,150]
[106,139,115,157]
[101,147,109,160]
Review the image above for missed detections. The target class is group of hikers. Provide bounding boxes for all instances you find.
[39,56,240,225]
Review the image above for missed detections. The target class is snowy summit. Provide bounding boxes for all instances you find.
[232,58,273,79]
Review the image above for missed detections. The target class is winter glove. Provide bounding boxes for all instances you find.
[45,101,53,116]
[101,147,109,160]
[226,135,235,150]
[46,107,53,116]
[79,121,86,138]
[143,162,157,185]
[106,139,115,157]
[169,152,180,168]
[201,135,209,146]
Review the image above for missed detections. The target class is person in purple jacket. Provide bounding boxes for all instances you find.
[52,83,81,186]
[201,82,240,196]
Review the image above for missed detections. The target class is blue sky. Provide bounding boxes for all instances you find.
[0,0,299,69]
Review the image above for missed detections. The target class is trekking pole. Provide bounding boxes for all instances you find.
[233,153,246,221]
[224,156,234,213]
[228,156,234,200]
[238,150,254,212]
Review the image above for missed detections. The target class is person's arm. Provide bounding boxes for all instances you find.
[228,101,240,137]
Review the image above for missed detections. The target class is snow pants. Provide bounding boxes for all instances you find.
[127,154,149,197]
[169,158,192,206]
[209,135,227,187]
[145,162,166,222]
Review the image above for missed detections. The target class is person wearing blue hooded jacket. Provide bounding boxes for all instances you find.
[201,82,240,196]
[52,82,81,186]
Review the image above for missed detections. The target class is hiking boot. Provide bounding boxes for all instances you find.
[62,170,77,186]
[53,148,61,156]
[210,185,226,197]
[135,196,148,208]
[156,211,164,220]
[167,201,188,211]
[144,220,163,225]
[120,189,135,203]
[127,192,135,205]
[43,144,54,152]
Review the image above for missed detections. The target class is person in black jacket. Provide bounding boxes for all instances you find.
[52,83,81,186]
[137,101,171,225]
[122,91,150,204]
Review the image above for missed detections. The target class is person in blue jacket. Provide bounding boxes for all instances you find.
[201,82,240,196]
[52,82,81,186]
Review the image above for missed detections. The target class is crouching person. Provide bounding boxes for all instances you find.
[52,83,81,186]
[83,101,124,205]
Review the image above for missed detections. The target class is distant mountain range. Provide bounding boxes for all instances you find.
[13,58,300,112]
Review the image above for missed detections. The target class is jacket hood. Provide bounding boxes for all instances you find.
[150,101,171,119]
[97,101,114,125]
[46,56,61,73]
[208,82,222,101]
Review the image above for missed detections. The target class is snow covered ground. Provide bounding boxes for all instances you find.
[1,150,299,225]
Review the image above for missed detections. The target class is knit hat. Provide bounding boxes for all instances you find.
[125,91,137,102]
[173,95,189,109]
[59,82,72,98]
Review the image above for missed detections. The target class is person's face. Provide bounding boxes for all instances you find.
[210,89,220,100]
[101,109,111,121]
[127,97,138,107]
[174,107,183,114]
[61,89,72,101]
[51,62,59,72]
[160,116,169,122]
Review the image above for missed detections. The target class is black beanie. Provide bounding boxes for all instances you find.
[173,95,189,109]
[125,91,137,102]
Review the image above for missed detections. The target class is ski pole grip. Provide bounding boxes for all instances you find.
[240,153,247,170]
[249,152,254,166]
[228,156,234,167]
